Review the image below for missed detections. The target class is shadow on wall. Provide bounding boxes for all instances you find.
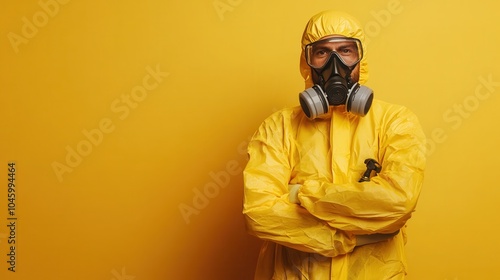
[174,170,263,279]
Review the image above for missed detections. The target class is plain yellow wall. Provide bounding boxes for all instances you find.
[1,0,500,279]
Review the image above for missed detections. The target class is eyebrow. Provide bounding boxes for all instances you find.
[313,41,357,50]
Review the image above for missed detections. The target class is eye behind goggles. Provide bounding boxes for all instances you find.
[305,37,363,69]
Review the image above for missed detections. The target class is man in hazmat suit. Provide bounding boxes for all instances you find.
[242,10,426,279]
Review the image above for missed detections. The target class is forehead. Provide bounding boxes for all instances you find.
[311,37,356,48]
[310,36,357,49]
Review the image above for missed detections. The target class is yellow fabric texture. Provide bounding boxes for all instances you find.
[242,10,426,280]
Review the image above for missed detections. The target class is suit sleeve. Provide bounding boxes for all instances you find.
[242,113,356,257]
[297,107,426,235]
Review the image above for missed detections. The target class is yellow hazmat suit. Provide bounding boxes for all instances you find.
[242,10,426,280]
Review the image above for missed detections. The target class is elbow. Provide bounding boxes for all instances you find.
[383,174,423,229]
[398,180,422,221]
[382,194,420,233]
[242,206,262,237]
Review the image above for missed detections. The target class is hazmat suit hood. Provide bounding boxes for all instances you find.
[300,10,369,89]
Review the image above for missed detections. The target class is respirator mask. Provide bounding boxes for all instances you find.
[299,37,373,119]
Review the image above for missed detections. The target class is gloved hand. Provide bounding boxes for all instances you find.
[288,184,302,204]
[355,230,400,246]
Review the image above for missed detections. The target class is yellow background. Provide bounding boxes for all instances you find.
[1,0,499,279]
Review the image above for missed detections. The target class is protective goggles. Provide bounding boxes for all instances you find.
[305,37,363,68]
